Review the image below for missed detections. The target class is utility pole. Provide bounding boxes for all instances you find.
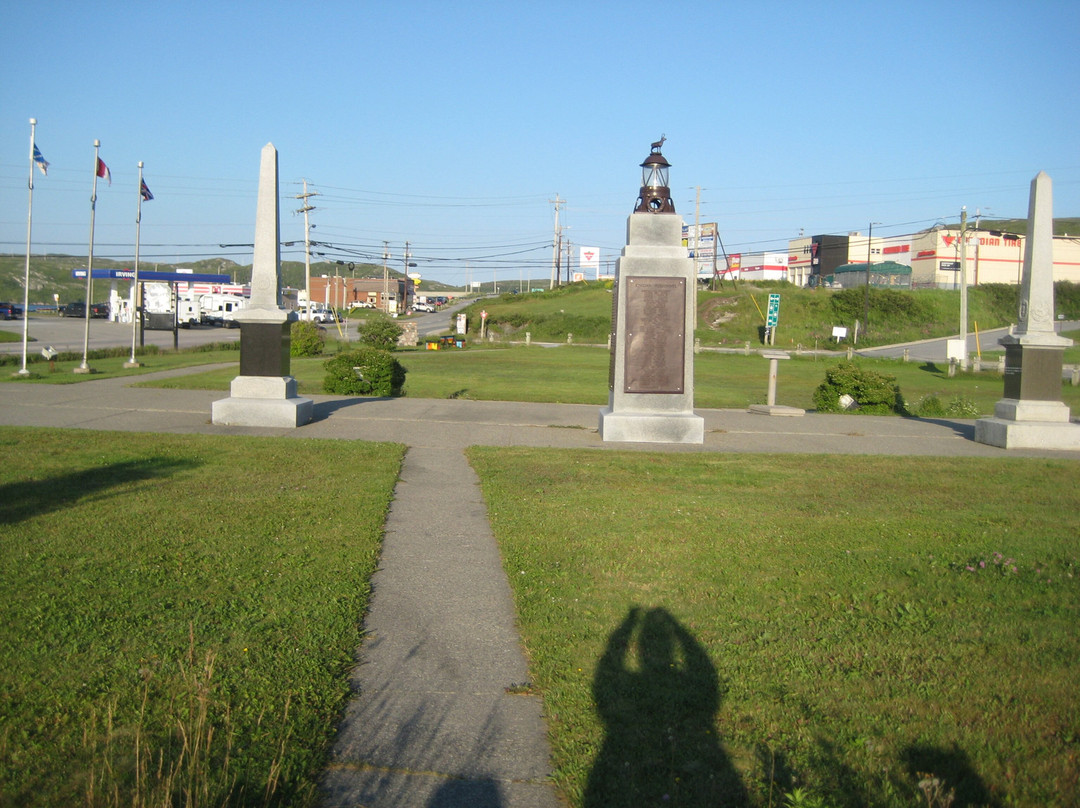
[550,195,562,289]
[295,179,318,318]
[694,186,701,328]
[403,241,411,313]
[382,241,390,314]
[960,206,969,369]
[565,238,572,284]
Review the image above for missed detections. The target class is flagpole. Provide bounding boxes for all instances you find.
[77,140,101,374]
[17,119,37,377]
[128,162,144,367]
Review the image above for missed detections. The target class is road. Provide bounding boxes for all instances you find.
[0,299,475,357]
[856,320,1079,362]
[5,309,1074,364]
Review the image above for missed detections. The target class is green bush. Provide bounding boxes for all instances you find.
[812,361,903,414]
[911,393,945,417]
[290,319,326,357]
[323,347,406,397]
[911,392,982,418]
[356,316,403,351]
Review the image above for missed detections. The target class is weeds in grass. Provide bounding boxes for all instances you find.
[81,634,293,808]
[916,773,955,808]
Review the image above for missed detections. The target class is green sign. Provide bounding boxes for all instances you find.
[766,293,780,328]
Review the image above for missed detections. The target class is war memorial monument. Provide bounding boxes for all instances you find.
[599,139,705,444]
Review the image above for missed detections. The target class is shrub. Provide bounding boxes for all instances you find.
[910,393,982,418]
[356,316,403,351]
[812,362,903,414]
[911,393,945,417]
[323,347,406,397]
[290,320,326,357]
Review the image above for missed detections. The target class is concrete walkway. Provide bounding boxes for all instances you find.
[2,370,1079,808]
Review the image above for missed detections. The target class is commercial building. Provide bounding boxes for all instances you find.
[783,228,1080,288]
[309,275,412,314]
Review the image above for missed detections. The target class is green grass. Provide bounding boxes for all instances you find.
[0,427,404,807]
[0,343,242,383]
[135,342,1080,417]
[467,447,1080,807]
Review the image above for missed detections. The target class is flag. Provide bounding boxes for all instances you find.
[96,157,111,185]
[33,145,49,175]
[140,179,153,201]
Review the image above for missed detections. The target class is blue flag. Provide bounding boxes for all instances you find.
[33,144,49,175]
[140,179,154,201]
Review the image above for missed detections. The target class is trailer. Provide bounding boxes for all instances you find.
[199,293,249,327]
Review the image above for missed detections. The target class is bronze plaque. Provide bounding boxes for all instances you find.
[623,276,685,394]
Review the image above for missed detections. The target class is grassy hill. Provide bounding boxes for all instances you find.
[456,279,1080,349]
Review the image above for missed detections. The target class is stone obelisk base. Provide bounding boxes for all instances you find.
[975,396,1080,450]
[599,407,705,444]
[600,214,704,445]
[212,375,313,428]
[975,342,1080,449]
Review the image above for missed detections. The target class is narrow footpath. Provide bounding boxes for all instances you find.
[320,446,561,808]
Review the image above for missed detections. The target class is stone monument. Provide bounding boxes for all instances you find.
[212,144,313,428]
[599,140,704,444]
[974,171,1080,449]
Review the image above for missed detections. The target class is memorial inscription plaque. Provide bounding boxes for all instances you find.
[623,276,685,394]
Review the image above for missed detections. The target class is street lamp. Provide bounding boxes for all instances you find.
[864,222,880,331]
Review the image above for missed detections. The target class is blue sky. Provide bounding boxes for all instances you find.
[2,0,1078,286]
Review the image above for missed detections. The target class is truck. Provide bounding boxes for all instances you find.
[299,304,336,323]
[199,293,249,327]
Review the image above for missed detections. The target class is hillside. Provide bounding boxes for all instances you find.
[457,279,1080,349]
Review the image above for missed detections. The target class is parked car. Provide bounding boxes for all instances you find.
[413,302,436,313]
[0,302,21,320]
[60,302,109,318]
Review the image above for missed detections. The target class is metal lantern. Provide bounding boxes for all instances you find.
[633,137,675,214]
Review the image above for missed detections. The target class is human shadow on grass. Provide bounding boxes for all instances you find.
[902,743,1000,808]
[792,736,999,808]
[0,456,196,525]
[584,606,748,807]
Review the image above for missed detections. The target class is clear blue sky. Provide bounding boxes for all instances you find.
[2,0,1078,286]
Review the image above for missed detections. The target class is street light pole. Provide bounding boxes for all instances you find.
[959,206,969,369]
[864,222,880,331]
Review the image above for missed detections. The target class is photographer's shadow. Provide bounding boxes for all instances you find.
[584,606,747,807]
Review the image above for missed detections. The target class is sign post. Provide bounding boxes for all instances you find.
[766,293,780,345]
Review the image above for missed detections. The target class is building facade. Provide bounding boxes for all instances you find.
[782,228,1080,288]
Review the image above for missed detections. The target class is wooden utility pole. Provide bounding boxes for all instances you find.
[295,179,318,318]
[550,195,562,289]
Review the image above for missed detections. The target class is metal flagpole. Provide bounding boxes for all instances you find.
[78,140,101,373]
[128,162,144,367]
[17,119,38,376]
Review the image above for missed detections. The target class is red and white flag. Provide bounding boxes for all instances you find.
[96,157,111,185]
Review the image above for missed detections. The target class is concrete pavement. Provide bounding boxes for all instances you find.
[2,370,1079,808]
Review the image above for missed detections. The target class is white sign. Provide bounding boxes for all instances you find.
[832,326,848,340]
[579,247,599,269]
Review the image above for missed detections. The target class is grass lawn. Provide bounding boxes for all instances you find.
[134,343,1080,417]
[0,427,404,807]
[468,447,1080,808]
[1,345,242,383]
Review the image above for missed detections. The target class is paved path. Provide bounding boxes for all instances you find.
[2,370,1079,808]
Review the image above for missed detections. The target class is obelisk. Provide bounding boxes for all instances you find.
[212,144,312,428]
[974,171,1080,449]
